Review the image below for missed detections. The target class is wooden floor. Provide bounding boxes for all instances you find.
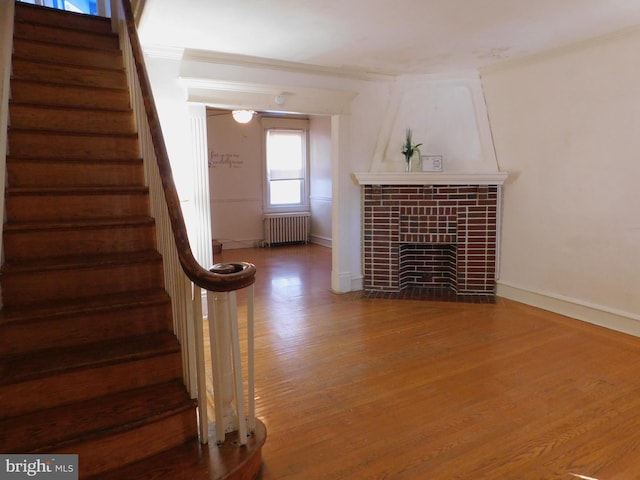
[213,244,640,480]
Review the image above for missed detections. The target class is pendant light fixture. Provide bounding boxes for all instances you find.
[231,110,255,124]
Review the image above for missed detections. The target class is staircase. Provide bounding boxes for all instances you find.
[0,3,199,477]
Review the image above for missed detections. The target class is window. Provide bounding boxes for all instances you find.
[19,0,99,15]
[264,127,309,211]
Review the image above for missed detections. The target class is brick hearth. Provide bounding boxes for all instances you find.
[362,184,499,299]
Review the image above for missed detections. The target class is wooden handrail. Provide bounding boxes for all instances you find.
[119,0,255,292]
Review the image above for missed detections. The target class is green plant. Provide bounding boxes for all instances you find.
[401,128,422,167]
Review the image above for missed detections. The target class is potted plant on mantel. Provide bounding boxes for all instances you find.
[401,128,422,172]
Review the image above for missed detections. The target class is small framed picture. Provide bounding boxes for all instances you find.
[421,155,443,172]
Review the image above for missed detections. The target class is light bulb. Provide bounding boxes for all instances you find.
[232,110,255,123]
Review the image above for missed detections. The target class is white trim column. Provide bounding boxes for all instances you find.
[188,103,213,268]
[331,114,353,293]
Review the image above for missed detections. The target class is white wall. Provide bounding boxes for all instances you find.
[143,54,194,202]
[207,111,264,249]
[144,52,221,267]
[481,29,640,333]
[372,74,499,174]
[207,112,332,250]
[309,116,332,246]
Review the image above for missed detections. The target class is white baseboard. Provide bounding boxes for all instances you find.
[329,272,363,294]
[215,239,262,250]
[497,280,640,338]
[331,271,353,293]
[351,275,363,292]
[310,234,332,248]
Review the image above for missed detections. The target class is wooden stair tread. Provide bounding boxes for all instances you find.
[7,156,143,163]
[9,103,135,134]
[1,250,162,274]
[0,352,184,423]
[11,55,125,74]
[11,59,126,90]
[8,130,140,161]
[9,102,132,113]
[11,44,124,72]
[10,78,130,101]
[3,216,155,232]
[0,380,194,453]
[9,100,132,114]
[9,99,131,113]
[90,421,267,480]
[0,332,180,386]
[13,17,119,52]
[6,185,148,196]
[5,159,146,187]
[13,25,115,38]
[13,23,115,42]
[13,36,123,59]
[12,55,123,70]
[7,131,139,160]
[0,288,171,324]
[8,127,136,139]
[8,81,132,112]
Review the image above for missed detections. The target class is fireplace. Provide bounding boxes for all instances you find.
[355,173,507,302]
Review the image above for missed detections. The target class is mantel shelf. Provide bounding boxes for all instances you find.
[352,172,508,186]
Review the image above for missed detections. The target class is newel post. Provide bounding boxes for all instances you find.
[206,264,255,445]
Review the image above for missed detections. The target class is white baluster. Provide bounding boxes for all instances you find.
[247,284,256,432]
[193,285,208,443]
[228,291,248,444]
[208,291,236,444]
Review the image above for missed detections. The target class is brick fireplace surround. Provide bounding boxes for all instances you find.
[358,177,505,302]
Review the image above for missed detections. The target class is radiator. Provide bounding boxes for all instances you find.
[263,213,310,246]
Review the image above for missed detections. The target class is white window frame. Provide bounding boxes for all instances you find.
[262,117,310,214]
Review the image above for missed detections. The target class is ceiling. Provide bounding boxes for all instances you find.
[138,0,640,76]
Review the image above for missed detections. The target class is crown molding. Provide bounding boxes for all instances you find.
[481,24,640,75]
[394,70,481,85]
[142,44,184,60]
[184,83,357,115]
[181,49,395,82]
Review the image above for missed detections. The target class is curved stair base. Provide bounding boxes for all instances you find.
[90,419,267,480]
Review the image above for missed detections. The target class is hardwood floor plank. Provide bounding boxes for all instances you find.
[211,244,640,480]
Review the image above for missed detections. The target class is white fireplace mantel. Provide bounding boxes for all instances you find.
[353,172,508,186]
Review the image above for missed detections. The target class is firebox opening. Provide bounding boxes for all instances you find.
[399,243,457,292]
